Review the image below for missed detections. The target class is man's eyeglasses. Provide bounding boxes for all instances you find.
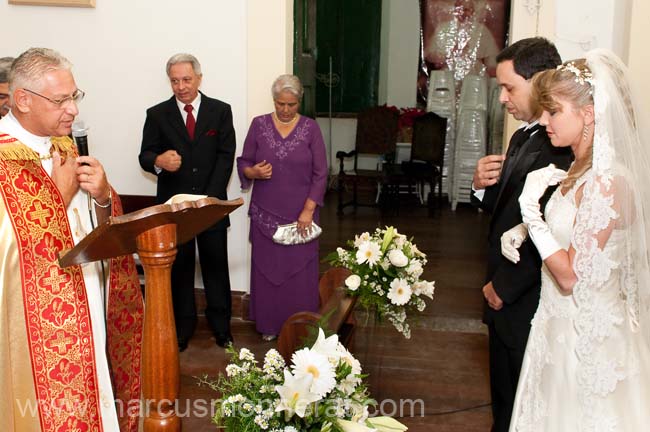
[23,88,85,107]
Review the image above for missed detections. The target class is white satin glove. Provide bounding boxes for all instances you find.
[501,223,528,264]
[519,164,568,260]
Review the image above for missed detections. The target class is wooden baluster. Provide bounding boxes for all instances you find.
[137,224,181,432]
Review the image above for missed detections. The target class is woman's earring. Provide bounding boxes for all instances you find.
[583,124,589,141]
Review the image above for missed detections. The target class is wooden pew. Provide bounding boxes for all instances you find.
[277,267,356,359]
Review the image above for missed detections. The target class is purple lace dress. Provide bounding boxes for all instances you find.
[236,114,328,335]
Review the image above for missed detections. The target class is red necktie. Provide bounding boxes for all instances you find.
[184,104,196,140]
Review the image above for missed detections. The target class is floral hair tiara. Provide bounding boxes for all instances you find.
[557,62,594,88]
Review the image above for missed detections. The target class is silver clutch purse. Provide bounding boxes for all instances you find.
[272,222,322,245]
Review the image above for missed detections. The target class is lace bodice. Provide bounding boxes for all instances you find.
[510,170,649,432]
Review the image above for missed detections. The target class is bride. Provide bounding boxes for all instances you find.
[501,49,650,431]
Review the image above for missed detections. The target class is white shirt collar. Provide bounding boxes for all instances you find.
[0,111,51,157]
[519,120,540,132]
[176,93,201,113]
[517,120,540,136]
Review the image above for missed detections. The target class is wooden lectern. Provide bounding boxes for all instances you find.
[59,196,244,432]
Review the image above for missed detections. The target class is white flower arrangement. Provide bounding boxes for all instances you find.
[200,329,407,432]
[326,226,435,338]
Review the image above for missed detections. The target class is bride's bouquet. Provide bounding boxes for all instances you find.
[200,329,407,432]
[325,226,434,338]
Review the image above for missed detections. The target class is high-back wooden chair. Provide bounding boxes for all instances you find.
[401,111,447,208]
[336,106,399,215]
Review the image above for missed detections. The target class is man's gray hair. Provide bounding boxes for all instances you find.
[271,74,304,100]
[0,57,14,83]
[9,48,72,93]
[166,53,202,76]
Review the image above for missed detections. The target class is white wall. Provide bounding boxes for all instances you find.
[554,0,631,62]
[0,0,291,293]
[627,0,650,110]
[1,0,247,195]
[238,0,294,290]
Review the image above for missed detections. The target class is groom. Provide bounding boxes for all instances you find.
[471,38,572,432]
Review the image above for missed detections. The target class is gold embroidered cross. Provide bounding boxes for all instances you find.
[42,267,68,295]
[27,201,53,228]
[56,388,82,412]
[48,330,75,355]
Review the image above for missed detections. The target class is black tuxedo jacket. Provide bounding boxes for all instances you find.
[472,125,572,349]
[139,93,236,230]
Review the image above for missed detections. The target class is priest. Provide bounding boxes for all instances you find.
[0,48,143,432]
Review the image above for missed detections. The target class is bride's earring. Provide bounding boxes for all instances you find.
[583,124,589,141]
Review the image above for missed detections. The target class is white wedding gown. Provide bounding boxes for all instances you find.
[509,171,650,431]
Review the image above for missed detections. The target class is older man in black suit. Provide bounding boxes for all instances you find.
[139,53,236,351]
[471,38,572,432]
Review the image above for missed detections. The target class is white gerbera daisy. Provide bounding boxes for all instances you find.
[275,370,320,418]
[356,241,381,267]
[291,348,337,396]
[387,278,412,305]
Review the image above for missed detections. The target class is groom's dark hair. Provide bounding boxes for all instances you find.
[496,37,561,80]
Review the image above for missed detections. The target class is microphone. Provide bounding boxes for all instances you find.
[72,120,89,158]
[72,121,92,209]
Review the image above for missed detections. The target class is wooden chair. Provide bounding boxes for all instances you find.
[336,106,399,215]
[386,112,447,210]
[277,267,355,360]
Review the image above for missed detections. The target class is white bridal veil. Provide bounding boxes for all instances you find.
[569,48,650,418]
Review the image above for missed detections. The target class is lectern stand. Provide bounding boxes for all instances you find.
[59,196,244,432]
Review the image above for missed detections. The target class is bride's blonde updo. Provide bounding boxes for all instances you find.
[532,59,594,189]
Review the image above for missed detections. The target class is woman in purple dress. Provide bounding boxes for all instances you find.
[237,74,328,340]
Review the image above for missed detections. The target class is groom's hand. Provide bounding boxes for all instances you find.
[483,281,503,310]
[473,154,505,189]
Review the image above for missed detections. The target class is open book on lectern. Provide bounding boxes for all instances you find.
[58,194,244,268]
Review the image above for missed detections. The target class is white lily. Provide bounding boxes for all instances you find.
[366,416,409,431]
[311,328,342,361]
[406,260,423,277]
[337,419,377,432]
[354,232,371,247]
[275,370,320,418]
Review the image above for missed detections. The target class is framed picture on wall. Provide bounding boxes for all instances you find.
[8,0,95,7]
[417,0,510,104]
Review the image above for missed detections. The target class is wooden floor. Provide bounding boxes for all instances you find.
[177,191,493,431]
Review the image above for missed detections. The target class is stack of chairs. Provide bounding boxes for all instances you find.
[451,74,488,210]
[426,70,456,202]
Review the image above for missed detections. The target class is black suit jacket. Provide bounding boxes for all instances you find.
[472,125,572,349]
[139,93,236,230]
